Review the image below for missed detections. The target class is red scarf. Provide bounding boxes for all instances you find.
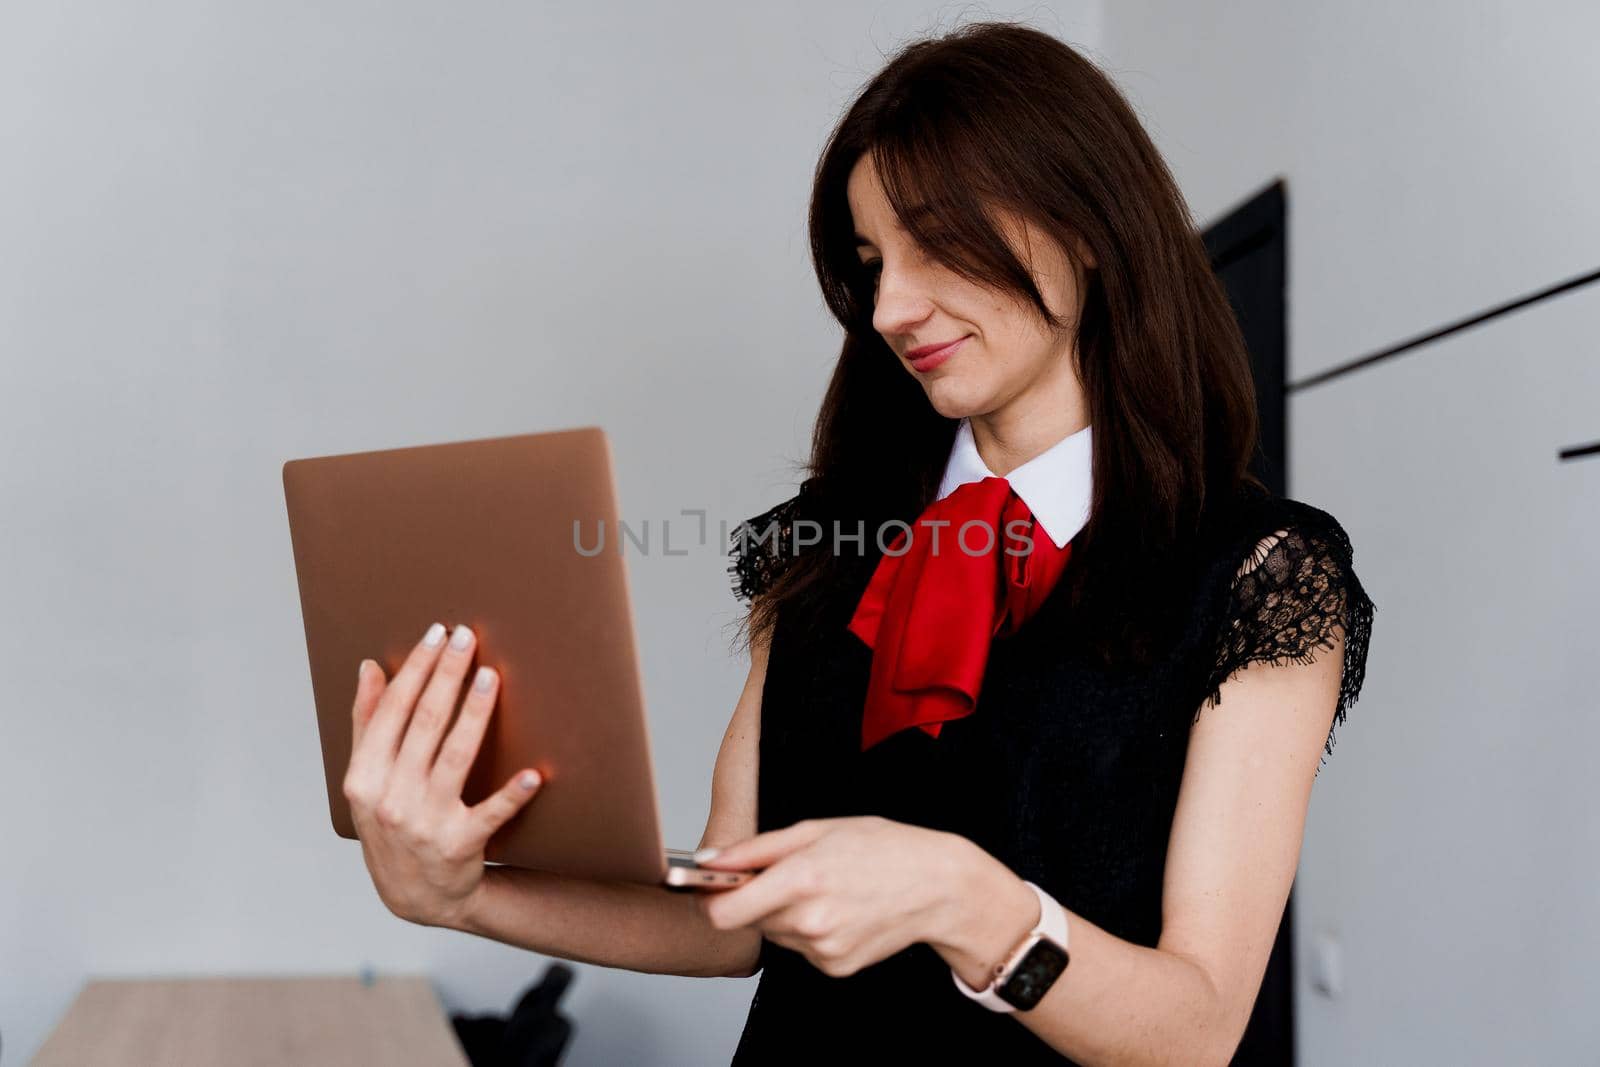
[846,476,1074,751]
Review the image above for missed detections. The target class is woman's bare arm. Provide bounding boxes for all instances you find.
[443,630,770,979]
[925,532,1349,1064]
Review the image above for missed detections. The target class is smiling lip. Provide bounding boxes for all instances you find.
[907,336,968,372]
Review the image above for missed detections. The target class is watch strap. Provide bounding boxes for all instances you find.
[951,880,1069,1012]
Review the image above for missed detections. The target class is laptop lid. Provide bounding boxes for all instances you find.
[282,426,668,884]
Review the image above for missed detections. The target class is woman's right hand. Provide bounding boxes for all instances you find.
[342,621,543,928]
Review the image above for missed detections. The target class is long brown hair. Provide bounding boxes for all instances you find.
[741,20,1266,668]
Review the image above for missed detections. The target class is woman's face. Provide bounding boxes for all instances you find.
[847,153,1093,422]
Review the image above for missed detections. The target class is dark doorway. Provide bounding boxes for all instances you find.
[1202,178,1294,1066]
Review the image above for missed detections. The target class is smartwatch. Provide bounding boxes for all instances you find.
[951,880,1070,1013]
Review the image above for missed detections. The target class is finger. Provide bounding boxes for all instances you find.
[700,853,814,931]
[349,658,385,752]
[343,658,391,821]
[394,623,478,780]
[355,621,449,768]
[697,819,829,871]
[466,766,544,840]
[430,664,499,798]
[738,901,813,943]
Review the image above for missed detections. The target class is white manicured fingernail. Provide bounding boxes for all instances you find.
[449,624,473,650]
[693,847,720,863]
[519,770,541,790]
[423,622,446,647]
[473,666,494,692]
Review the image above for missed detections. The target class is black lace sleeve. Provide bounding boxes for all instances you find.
[727,478,819,605]
[1197,507,1377,763]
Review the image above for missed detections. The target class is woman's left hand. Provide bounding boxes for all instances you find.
[693,815,976,977]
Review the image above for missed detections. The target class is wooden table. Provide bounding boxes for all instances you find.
[32,974,471,1066]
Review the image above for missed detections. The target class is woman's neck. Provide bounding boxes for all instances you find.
[967,390,1090,478]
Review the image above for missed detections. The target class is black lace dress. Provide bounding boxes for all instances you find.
[723,479,1376,1065]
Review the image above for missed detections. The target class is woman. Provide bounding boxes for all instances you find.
[341,21,1376,1065]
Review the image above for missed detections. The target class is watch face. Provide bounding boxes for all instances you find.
[998,939,1070,1011]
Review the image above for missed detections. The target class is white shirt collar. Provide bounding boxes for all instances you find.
[935,417,1094,550]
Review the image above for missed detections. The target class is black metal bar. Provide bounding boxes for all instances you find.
[1289,265,1600,393]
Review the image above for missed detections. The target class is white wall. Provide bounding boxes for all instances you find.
[0,3,1101,1064]
[1094,2,1600,1062]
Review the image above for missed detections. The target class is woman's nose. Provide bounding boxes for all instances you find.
[871,266,935,339]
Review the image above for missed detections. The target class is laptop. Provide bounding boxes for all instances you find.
[282,426,748,890]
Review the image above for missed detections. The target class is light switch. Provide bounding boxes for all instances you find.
[1310,931,1343,998]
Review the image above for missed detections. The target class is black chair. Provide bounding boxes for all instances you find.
[452,962,576,1066]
